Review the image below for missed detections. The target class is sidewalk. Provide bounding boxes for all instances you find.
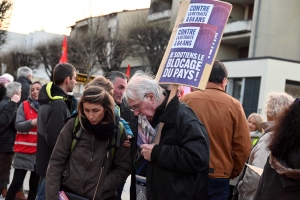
[7,169,131,200]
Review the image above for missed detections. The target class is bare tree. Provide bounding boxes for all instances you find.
[68,16,108,82]
[102,37,128,73]
[1,49,34,78]
[68,15,128,82]
[126,22,171,74]
[33,38,62,81]
[0,0,12,48]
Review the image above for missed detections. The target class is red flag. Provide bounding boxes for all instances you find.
[125,64,131,77]
[59,36,68,63]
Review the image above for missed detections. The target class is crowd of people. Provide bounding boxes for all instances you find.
[0,60,300,200]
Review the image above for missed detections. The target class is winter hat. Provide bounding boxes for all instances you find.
[0,76,10,85]
[1,73,14,83]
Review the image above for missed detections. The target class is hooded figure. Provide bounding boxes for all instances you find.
[36,82,73,177]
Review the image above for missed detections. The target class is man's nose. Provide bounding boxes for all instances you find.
[133,109,140,116]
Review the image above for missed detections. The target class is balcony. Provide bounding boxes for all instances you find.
[221,20,252,46]
[224,20,252,35]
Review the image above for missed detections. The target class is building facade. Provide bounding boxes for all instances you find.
[69,8,150,76]
[148,0,300,118]
[0,30,63,81]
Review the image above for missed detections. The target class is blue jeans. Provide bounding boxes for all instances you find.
[116,182,125,200]
[36,176,46,200]
[207,178,230,200]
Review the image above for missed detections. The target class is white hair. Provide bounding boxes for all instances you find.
[17,66,33,78]
[6,82,21,98]
[124,73,164,103]
[265,92,294,119]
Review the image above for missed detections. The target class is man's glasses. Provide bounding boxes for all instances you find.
[130,95,146,112]
[224,77,228,84]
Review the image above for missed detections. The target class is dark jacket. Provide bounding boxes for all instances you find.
[131,95,210,200]
[0,96,18,152]
[120,101,139,200]
[46,117,131,200]
[120,100,138,137]
[16,76,32,104]
[254,153,300,200]
[36,82,72,176]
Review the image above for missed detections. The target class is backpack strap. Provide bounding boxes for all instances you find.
[108,121,124,167]
[64,116,81,167]
[70,116,81,153]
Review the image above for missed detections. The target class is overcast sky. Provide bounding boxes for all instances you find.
[8,0,151,35]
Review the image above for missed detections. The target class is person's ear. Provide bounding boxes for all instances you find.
[64,77,70,85]
[221,78,228,90]
[146,92,155,101]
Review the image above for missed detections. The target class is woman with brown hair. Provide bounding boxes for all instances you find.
[254,98,300,199]
[46,86,130,200]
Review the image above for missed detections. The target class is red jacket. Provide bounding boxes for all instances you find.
[14,100,37,154]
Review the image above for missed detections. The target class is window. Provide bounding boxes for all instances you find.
[227,78,243,101]
[285,80,300,97]
[227,77,261,117]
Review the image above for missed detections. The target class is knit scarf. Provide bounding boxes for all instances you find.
[81,117,116,140]
[32,99,40,110]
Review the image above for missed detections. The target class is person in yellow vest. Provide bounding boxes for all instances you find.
[248,113,264,146]
[6,81,43,200]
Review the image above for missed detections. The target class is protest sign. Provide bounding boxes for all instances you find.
[245,163,263,176]
[156,0,232,90]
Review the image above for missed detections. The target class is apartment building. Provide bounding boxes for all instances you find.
[0,30,63,82]
[69,8,150,76]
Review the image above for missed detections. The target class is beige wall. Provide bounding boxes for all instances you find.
[169,0,181,31]
[230,3,245,22]
[250,0,300,61]
[216,44,239,60]
[117,9,149,34]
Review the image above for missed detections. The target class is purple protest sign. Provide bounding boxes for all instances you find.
[156,0,232,89]
[159,23,217,86]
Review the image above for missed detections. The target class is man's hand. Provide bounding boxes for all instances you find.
[123,140,131,148]
[31,118,38,126]
[11,94,20,103]
[141,143,156,161]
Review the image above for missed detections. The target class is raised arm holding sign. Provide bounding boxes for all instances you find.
[124,1,235,200]
[155,0,232,144]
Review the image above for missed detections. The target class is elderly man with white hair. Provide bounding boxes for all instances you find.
[124,73,209,200]
[0,82,21,199]
[16,66,33,104]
